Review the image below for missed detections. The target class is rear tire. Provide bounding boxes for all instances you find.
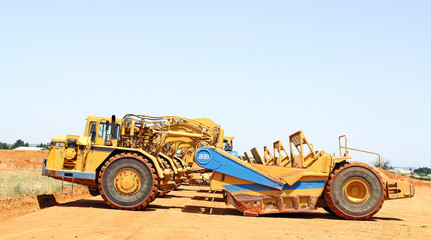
[322,206,336,216]
[98,153,157,210]
[324,162,385,220]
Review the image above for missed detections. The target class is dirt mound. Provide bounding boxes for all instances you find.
[0,150,92,222]
[0,187,91,222]
[0,150,47,170]
[0,150,48,162]
[0,159,42,170]
[379,169,431,187]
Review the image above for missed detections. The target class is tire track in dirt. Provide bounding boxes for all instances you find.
[0,185,430,240]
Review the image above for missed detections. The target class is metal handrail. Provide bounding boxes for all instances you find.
[339,135,382,168]
[394,170,403,181]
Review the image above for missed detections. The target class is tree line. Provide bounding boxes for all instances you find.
[413,167,431,176]
[0,139,48,149]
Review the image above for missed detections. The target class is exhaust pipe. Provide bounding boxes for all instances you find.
[104,115,117,146]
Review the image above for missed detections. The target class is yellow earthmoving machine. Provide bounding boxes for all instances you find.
[43,115,414,220]
[195,131,414,220]
[43,114,226,209]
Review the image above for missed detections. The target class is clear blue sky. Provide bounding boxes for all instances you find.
[1,1,430,167]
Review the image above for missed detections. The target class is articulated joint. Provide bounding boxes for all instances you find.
[163,169,172,181]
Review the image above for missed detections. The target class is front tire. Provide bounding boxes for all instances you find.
[324,162,385,220]
[98,153,157,210]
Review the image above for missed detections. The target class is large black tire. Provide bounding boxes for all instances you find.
[98,153,157,210]
[324,162,385,220]
[88,187,100,196]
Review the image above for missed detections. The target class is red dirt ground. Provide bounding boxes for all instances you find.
[0,150,430,239]
[0,150,48,161]
[0,188,91,222]
[379,169,431,187]
[0,185,429,240]
[0,150,47,170]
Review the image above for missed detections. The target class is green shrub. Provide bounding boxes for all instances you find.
[411,175,431,182]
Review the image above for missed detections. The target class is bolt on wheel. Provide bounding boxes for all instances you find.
[114,168,142,196]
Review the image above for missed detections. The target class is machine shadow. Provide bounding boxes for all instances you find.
[60,199,119,210]
[182,205,242,216]
[35,196,111,210]
[191,196,224,202]
[58,199,159,212]
[261,212,403,221]
[262,212,343,220]
[37,194,59,209]
[158,194,192,199]
[56,199,236,216]
[196,189,223,194]
[54,198,402,221]
[372,216,403,221]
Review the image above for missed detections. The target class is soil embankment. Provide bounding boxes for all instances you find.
[0,187,91,222]
[0,150,47,170]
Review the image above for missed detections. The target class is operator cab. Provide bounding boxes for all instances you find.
[223,136,239,158]
[85,115,121,147]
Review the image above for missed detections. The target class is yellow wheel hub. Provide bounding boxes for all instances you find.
[342,177,371,205]
[114,168,142,196]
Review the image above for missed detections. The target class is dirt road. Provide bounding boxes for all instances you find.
[0,185,430,240]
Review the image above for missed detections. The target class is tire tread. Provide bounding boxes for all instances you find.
[97,152,158,210]
[324,161,386,220]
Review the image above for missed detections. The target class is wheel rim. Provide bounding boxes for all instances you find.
[342,177,371,205]
[114,168,142,196]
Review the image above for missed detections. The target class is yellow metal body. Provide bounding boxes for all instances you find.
[114,168,142,196]
[44,116,413,218]
[342,177,371,205]
[44,114,227,191]
[208,130,414,216]
[223,136,235,151]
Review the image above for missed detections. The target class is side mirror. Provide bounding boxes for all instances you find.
[91,130,96,142]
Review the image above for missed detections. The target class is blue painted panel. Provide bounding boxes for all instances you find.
[42,159,47,176]
[222,180,326,192]
[196,149,212,165]
[56,171,95,179]
[195,147,284,190]
[46,169,96,180]
[226,150,239,158]
[43,159,95,180]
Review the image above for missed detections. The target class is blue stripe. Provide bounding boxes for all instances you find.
[42,159,47,175]
[196,147,284,190]
[222,180,326,192]
[57,171,95,179]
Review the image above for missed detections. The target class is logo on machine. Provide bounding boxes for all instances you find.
[196,150,211,165]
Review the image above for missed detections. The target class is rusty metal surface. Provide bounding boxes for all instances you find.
[226,191,319,216]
